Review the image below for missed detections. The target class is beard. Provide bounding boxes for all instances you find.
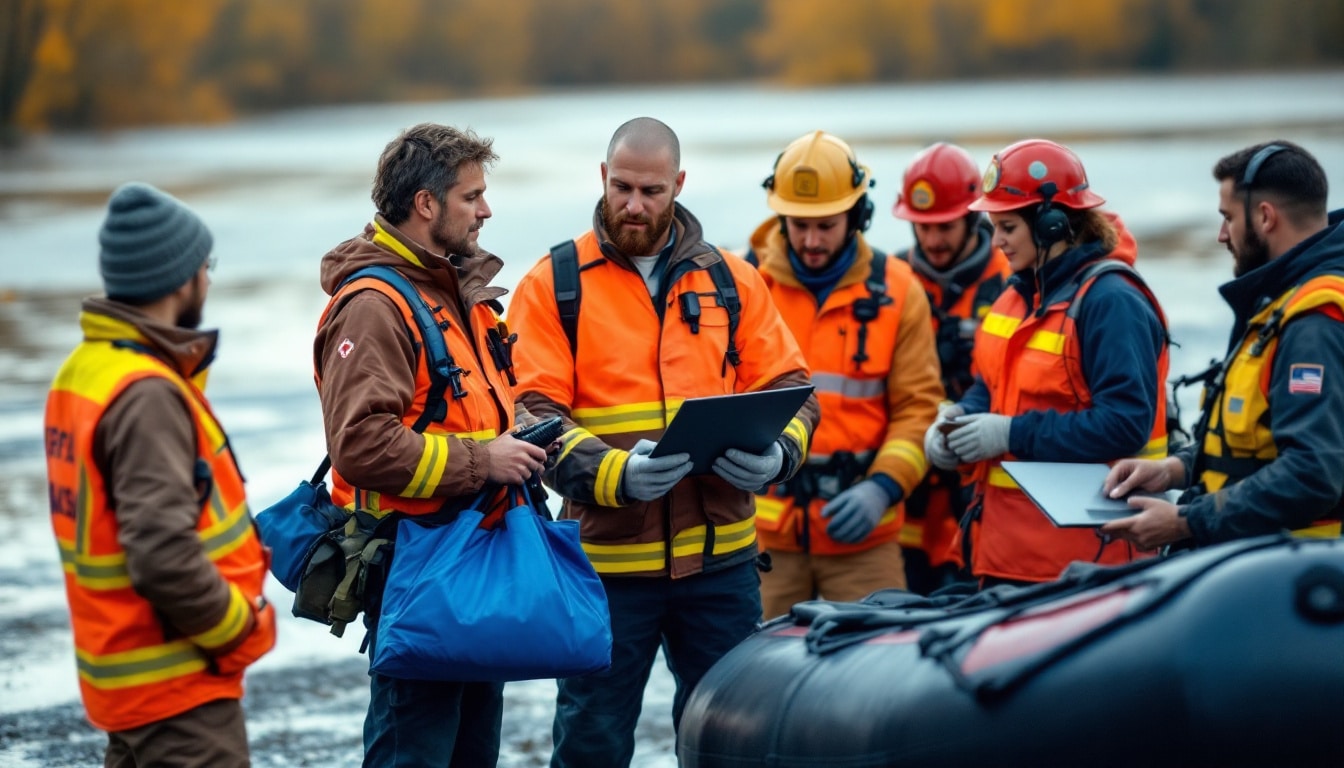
[601,196,676,256]
[176,280,205,330]
[431,204,479,259]
[1233,226,1271,277]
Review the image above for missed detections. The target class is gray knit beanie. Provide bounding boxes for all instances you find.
[99,182,213,303]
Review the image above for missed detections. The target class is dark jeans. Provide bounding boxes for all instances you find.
[551,559,761,768]
[363,671,504,767]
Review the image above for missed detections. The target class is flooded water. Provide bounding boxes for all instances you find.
[1,71,1342,766]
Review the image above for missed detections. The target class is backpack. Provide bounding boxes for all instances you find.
[550,239,743,367]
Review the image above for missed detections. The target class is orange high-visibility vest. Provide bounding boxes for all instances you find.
[45,312,271,732]
[968,259,1169,582]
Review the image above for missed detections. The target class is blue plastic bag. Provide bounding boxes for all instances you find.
[371,487,612,682]
[255,477,347,593]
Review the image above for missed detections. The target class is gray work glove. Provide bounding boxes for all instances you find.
[946,413,1013,464]
[621,439,693,502]
[821,480,895,544]
[924,403,965,471]
[712,442,784,492]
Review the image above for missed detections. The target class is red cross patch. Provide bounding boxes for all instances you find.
[337,338,355,359]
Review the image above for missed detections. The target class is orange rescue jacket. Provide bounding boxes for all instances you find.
[747,219,943,556]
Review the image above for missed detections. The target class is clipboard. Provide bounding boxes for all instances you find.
[649,385,814,475]
[1000,461,1179,528]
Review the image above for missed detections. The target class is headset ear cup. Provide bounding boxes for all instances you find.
[1033,203,1069,248]
[848,195,874,233]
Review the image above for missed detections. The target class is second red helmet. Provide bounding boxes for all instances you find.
[892,142,981,224]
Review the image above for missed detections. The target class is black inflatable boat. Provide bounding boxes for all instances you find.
[678,535,1344,767]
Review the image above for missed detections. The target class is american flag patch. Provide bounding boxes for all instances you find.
[1288,363,1324,395]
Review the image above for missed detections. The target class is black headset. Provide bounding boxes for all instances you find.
[1243,143,1287,188]
[1240,143,1287,231]
[1032,181,1070,249]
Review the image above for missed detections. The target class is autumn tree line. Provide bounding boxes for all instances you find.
[2,0,1341,143]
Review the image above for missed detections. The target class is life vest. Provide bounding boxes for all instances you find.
[317,266,517,522]
[45,312,271,732]
[1197,274,1344,538]
[897,238,1012,567]
[753,247,924,556]
[968,259,1170,582]
[512,229,812,577]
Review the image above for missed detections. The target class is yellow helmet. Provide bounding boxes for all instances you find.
[764,130,874,218]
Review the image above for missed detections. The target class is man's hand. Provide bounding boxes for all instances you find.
[924,404,965,471]
[1103,457,1181,498]
[1099,496,1191,550]
[946,413,1012,463]
[622,439,693,502]
[821,480,893,544]
[485,433,549,485]
[712,442,784,492]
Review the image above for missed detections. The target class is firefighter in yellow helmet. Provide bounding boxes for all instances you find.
[745,130,944,619]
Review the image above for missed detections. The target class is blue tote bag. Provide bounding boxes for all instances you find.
[371,485,612,682]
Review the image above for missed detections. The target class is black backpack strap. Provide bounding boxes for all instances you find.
[343,265,461,432]
[1064,260,1144,320]
[851,248,893,366]
[707,250,742,368]
[550,239,581,356]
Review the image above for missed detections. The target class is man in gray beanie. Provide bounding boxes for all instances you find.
[44,181,275,766]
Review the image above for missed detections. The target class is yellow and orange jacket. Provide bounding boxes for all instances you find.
[746,218,944,556]
[315,216,525,524]
[508,203,819,578]
[897,218,1012,566]
[964,216,1169,582]
[45,300,274,732]
[1187,266,1344,540]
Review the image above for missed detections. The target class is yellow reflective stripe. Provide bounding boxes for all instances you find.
[1292,521,1342,539]
[573,401,667,436]
[981,313,1019,339]
[189,583,250,651]
[76,641,208,690]
[1026,330,1066,355]
[672,525,707,558]
[594,450,626,507]
[58,539,131,589]
[1136,436,1167,459]
[582,540,666,574]
[200,502,258,561]
[899,522,923,548]
[76,463,94,557]
[710,516,756,555]
[372,220,426,268]
[755,496,787,522]
[988,466,1018,488]
[879,438,926,478]
[783,417,810,458]
[557,427,597,463]
[401,433,451,498]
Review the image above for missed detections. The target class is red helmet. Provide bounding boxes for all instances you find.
[892,143,981,223]
[968,139,1105,213]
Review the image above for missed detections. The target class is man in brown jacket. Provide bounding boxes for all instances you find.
[45,182,276,766]
[313,123,546,767]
